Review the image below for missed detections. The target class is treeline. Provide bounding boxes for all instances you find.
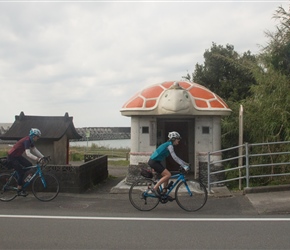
[183,5,290,149]
[183,5,290,186]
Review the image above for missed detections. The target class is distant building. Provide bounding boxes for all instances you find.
[0,123,12,135]
[75,127,130,141]
[0,112,82,164]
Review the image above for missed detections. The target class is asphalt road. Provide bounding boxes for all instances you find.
[1,215,290,249]
[1,164,290,249]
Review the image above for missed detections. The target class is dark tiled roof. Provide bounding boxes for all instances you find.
[0,112,82,140]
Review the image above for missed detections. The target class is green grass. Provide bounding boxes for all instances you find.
[70,144,130,160]
[108,160,129,166]
[0,144,130,163]
[69,144,130,162]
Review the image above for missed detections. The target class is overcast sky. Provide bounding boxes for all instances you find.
[0,1,288,128]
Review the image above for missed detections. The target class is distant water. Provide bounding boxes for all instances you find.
[70,139,131,149]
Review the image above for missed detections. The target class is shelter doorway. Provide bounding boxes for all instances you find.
[157,119,194,172]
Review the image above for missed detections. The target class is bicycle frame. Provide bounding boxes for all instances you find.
[129,167,208,211]
[13,164,47,189]
[161,173,192,196]
[145,172,192,198]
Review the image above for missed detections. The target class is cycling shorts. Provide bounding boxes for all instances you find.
[148,159,165,174]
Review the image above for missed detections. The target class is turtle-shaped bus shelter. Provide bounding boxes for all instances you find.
[120,80,232,184]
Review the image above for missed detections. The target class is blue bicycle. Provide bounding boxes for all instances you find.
[0,156,59,202]
[129,166,208,212]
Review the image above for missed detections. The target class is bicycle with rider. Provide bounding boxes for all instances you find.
[7,128,45,196]
[148,131,189,197]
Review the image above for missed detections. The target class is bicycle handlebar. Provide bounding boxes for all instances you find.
[37,156,51,168]
[179,165,190,174]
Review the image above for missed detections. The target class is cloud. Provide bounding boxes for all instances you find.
[0,1,288,127]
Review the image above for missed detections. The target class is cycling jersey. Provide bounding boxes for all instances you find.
[150,141,186,166]
[8,136,43,161]
[8,136,34,157]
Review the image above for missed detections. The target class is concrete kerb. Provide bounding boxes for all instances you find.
[243,184,290,194]
[110,178,290,202]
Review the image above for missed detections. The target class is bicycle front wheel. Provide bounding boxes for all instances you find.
[0,174,18,202]
[129,179,159,211]
[175,180,207,212]
[32,173,60,201]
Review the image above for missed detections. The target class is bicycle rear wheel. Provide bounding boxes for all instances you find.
[0,174,18,202]
[175,180,207,212]
[32,173,60,201]
[129,179,159,211]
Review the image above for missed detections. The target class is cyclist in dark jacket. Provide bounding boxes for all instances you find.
[7,128,44,196]
[148,131,189,197]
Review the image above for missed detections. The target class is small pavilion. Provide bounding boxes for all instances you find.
[0,112,82,165]
[120,80,232,183]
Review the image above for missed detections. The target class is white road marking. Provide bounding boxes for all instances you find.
[0,215,289,221]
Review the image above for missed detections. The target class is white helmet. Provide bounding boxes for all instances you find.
[29,128,41,137]
[168,131,181,140]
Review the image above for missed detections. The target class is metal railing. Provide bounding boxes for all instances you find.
[207,141,290,193]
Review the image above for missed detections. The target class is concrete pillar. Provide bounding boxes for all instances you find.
[126,116,152,184]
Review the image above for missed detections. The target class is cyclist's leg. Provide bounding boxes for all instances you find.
[160,169,171,191]
[148,159,171,194]
[8,159,23,189]
[9,157,31,190]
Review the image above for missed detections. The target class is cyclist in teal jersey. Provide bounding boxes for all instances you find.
[148,131,189,197]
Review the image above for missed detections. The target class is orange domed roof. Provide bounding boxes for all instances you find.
[120,81,231,116]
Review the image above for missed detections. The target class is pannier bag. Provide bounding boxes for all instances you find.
[140,168,153,178]
[0,157,10,169]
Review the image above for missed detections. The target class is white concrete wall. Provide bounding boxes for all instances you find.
[195,116,221,153]
[130,115,222,167]
[130,116,156,165]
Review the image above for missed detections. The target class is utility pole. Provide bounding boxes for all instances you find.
[86,129,90,152]
[239,105,244,190]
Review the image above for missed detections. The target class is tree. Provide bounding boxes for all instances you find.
[184,43,257,102]
[183,43,258,149]
[244,5,290,143]
[262,6,290,76]
[244,67,290,142]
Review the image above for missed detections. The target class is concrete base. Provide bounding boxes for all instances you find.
[210,186,232,198]
[110,178,131,194]
[110,178,232,198]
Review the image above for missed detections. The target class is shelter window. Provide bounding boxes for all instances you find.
[142,126,149,134]
[202,126,210,134]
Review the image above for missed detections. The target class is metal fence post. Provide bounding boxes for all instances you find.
[207,152,211,193]
[245,143,249,188]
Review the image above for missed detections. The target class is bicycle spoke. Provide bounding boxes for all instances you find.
[32,173,59,201]
[0,174,18,202]
[129,179,159,211]
[175,180,207,212]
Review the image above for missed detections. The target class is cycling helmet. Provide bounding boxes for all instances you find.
[29,128,41,137]
[168,131,181,140]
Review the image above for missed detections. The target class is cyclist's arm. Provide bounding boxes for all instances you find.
[31,147,44,158]
[167,145,187,166]
[25,147,44,162]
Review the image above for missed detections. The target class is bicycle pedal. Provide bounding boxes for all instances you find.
[167,196,175,202]
[17,191,28,197]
